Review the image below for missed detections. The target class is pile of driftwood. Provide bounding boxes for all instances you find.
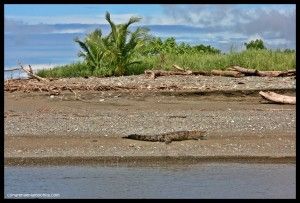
[4,63,81,97]
[5,64,296,105]
[145,65,296,79]
[5,63,48,82]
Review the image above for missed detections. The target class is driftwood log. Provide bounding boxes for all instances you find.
[211,70,244,77]
[145,65,295,79]
[259,91,296,105]
[230,66,296,77]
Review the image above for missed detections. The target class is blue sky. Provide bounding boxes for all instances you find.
[4,4,296,72]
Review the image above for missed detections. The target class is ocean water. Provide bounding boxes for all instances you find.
[4,163,296,199]
[3,24,233,79]
[4,32,84,79]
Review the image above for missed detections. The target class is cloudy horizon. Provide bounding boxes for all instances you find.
[4,4,296,72]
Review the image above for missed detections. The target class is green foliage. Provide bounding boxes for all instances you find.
[104,12,150,76]
[244,39,266,50]
[74,11,150,77]
[37,49,295,78]
[74,29,107,73]
[140,37,221,56]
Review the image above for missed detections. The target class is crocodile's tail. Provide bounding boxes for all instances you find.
[123,134,157,142]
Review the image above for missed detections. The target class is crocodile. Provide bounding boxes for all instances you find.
[123,130,207,144]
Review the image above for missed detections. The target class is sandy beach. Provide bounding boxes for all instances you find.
[4,75,296,165]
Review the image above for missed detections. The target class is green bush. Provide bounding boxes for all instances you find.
[244,39,266,50]
[74,12,150,77]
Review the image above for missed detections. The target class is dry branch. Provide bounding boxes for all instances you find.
[259,91,296,105]
[230,66,259,76]
[172,64,185,71]
[18,63,48,82]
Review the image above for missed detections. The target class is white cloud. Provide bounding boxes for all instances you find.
[4,5,295,52]
[6,13,142,25]
[246,34,264,43]
[51,29,86,34]
[265,38,290,46]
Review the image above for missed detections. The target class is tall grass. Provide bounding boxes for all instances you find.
[37,62,92,78]
[36,49,296,78]
[157,49,296,71]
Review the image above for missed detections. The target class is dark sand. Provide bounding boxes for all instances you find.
[4,75,296,165]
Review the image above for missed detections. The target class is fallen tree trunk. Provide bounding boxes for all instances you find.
[211,70,244,77]
[259,91,296,105]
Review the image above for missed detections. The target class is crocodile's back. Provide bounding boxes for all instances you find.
[124,130,206,143]
[163,130,206,142]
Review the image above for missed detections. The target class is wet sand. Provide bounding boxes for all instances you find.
[4,76,296,165]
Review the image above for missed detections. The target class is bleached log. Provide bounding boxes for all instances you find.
[259,91,296,105]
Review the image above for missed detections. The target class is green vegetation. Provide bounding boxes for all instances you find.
[36,13,296,78]
[244,39,266,50]
[72,12,150,77]
[140,37,221,56]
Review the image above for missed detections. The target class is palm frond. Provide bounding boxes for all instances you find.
[74,38,90,55]
[105,12,118,42]
[125,16,141,30]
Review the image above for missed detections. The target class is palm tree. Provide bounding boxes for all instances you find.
[74,29,107,73]
[104,12,149,76]
[75,12,149,76]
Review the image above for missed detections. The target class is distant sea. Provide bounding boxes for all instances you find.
[4,32,86,79]
[3,24,255,79]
